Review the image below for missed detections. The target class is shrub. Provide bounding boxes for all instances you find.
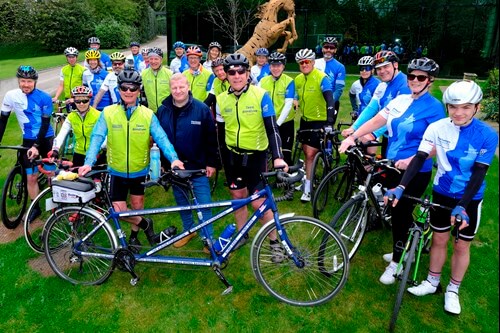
[481,68,499,122]
[95,18,137,49]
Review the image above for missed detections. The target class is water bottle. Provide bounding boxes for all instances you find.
[150,143,161,181]
[325,139,333,156]
[372,183,384,207]
[213,223,237,253]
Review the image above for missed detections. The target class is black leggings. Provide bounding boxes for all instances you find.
[279,120,294,165]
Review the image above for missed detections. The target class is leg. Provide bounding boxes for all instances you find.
[192,176,214,239]
[172,184,195,231]
[450,239,471,283]
[230,188,249,230]
[26,173,40,200]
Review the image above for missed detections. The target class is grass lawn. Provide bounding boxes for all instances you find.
[0,74,498,332]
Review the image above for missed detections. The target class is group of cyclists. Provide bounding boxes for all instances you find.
[0,34,497,317]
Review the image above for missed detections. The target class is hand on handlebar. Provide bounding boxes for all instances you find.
[341,127,354,138]
[273,158,288,173]
[383,185,404,207]
[47,149,59,162]
[451,205,469,230]
[27,146,39,160]
[338,136,356,153]
[78,165,92,176]
[171,159,185,170]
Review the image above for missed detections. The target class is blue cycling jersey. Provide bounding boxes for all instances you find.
[359,75,381,115]
[251,63,271,85]
[83,68,111,111]
[314,58,346,102]
[1,88,55,140]
[418,118,498,200]
[100,52,112,71]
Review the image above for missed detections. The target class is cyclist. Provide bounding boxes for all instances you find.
[78,70,184,247]
[314,37,346,113]
[170,41,189,74]
[50,86,106,167]
[182,46,215,102]
[258,52,295,165]
[339,58,445,285]
[0,65,55,222]
[52,47,86,104]
[141,47,151,69]
[250,47,270,85]
[349,56,380,120]
[294,48,336,202]
[82,49,110,111]
[125,41,145,73]
[385,80,498,315]
[141,47,173,113]
[92,51,126,108]
[203,41,222,70]
[87,36,112,71]
[156,73,218,250]
[216,53,287,250]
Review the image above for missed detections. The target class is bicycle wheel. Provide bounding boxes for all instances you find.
[43,206,117,285]
[1,165,28,229]
[210,168,219,195]
[24,187,63,253]
[312,165,356,223]
[330,195,368,260]
[310,152,328,199]
[251,216,349,306]
[389,230,420,332]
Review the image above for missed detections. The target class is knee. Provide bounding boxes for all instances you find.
[453,241,471,257]
[431,232,450,248]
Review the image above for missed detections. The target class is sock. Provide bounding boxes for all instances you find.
[130,230,139,239]
[138,218,149,230]
[426,270,441,287]
[304,179,311,194]
[446,278,461,294]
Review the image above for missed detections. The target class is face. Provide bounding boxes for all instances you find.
[142,54,149,63]
[88,58,99,69]
[18,78,36,94]
[407,69,430,94]
[188,55,201,70]
[66,55,78,65]
[256,55,268,66]
[131,46,140,55]
[74,96,91,113]
[226,66,249,92]
[447,103,478,126]
[111,61,124,74]
[148,55,162,70]
[298,59,314,75]
[89,43,100,50]
[119,84,140,106]
[322,44,337,59]
[375,62,397,82]
[170,78,190,105]
[359,65,373,80]
[270,63,284,78]
[213,65,226,80]
[175,47,184,57]
[209,47,220,60]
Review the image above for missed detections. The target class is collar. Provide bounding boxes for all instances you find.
[228,83,250,95]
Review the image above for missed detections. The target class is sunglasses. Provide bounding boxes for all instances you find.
[359,65,373,72]
[299,60,312,66]
[323,45,337,50]
[74,99,90,104]
[112,62,124,66]
[407,74,429,82]
[227,67,247,76]
[119,85,140,92]
[374,57,388,65]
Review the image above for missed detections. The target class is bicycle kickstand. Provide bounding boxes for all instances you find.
[213,265,233,295]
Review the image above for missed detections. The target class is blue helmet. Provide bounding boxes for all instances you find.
[255,48,269,56]
[173,41,185,50]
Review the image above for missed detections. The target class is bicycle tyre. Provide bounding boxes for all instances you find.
[43,206,117,285]
[310,152,327,198]
[330,195,368,260]
[210,168,219,195]
[1,165,28,229]
[389,230,420,332]
[312,164,355,223]
[251,216,349,306]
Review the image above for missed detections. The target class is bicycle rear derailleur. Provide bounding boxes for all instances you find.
[113,248,139,286]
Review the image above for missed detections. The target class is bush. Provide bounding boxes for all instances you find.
[95,18,137,49]
[481,68,499,122]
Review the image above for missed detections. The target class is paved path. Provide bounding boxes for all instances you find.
[0,36,168,100]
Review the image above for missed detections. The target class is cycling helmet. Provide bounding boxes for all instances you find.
[109,52,126,62]
[16,65,38,80]
[442,80,483,105]
[88,37,100,45]
[407,57,439,77]
[148,47,163,58]
[85,49,101,60]
[269,52,287,65]
[141,47,151,55]
[208,41,222,50]
[255,48,269,56]
[295,49,315,62]
[186,46,202,57]
[357,56,374,66]
[223,53,250,71]
[211,57,225,68]
[322,37,338,46]
[173,41,185,49]
[130,41,140,47]
[373,50,399,68]
[71,85,92,98]
[64,47,79,57]
[117,69,142,86]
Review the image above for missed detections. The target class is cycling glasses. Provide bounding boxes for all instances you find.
[407,74,429,82]
[112,62,124,66]
[299,60,312,66]
[74,99,90,104]
[227,67,247,76]
[323,45,337,50]
[119,85,140,92]
[359,65,373,72]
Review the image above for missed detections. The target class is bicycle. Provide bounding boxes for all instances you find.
[328,158,398,260]
[389,194,457,332]
[42,164,350,306]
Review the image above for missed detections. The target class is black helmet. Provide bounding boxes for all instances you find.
[211,57,225,68]
[323,37,338,46]
[208,41,222,50]
[223,53,249,72]
[88,37,100,44]
[407,57,439,78]
[16,65,38,80]
[374,50,399,68]
[269,52,287,65]
[148,47,163,58]
[117,69,142,86]
[129,41,140,47]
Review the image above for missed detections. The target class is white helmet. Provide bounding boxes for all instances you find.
[295,49,315,62]
[442,80,483,105]
[358,56,373,66]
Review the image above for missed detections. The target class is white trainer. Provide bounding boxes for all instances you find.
[383,252,415,263]
[408,280,441,296]
[379,263,402,285]
[444,291,461,314]
[300,192,311,202]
